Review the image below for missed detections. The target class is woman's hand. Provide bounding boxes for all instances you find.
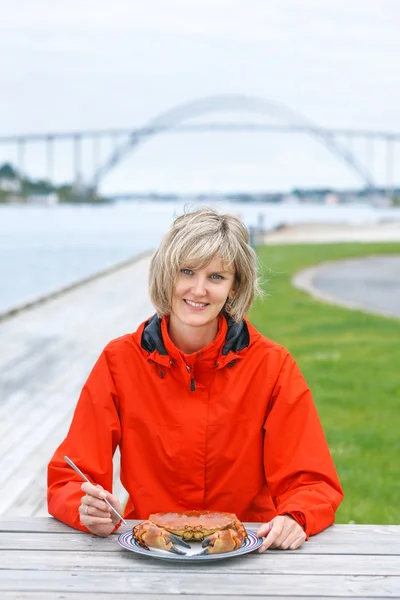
[79,482,123,537]
[257,515,306,551]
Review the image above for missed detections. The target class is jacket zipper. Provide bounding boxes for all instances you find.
[186,365,196,391]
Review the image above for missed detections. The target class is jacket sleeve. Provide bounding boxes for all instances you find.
[47,348,121,532]
[263,350,343,538]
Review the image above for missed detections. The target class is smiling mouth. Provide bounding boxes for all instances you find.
[184,299,209,308]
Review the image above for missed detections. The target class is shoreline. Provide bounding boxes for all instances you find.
[0,250,153,323]
[259,220,400,245]
[2,221,400,323]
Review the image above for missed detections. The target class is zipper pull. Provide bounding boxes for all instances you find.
[186,365,196,391]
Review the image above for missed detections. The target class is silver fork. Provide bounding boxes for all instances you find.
[64,455,127,525]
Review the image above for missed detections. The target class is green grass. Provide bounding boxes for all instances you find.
[250,242,400,524]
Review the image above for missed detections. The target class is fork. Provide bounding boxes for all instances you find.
[64,455,127,525]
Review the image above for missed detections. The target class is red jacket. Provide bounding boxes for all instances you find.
[47,314,343,537]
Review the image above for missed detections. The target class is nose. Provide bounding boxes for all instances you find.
[190,274,207,296]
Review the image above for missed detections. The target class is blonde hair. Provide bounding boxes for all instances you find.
[149,207,262,322]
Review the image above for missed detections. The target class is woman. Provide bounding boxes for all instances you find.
[47,207,343,552]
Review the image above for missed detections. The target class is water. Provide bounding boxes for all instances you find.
[1,199,399,314]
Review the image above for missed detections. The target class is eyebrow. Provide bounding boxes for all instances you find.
[181,264,234,275]
[209,269,235,275]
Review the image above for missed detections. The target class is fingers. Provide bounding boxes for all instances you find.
[258,520,281,551]
[79,497,112,524]
[258,515,306,552]
[79,483,111,525]
[81,481,104,498]
[257,520,273,537]
[79,507,114,537]
[81,483,109,511]
[288,533,307,550]
[270,527,306,550]
[79,504,112,523]
[79,482,123,533]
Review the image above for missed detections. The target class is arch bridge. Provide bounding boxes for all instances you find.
[1,94,399,192]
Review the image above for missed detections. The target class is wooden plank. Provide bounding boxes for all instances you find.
[0,354,84,448]
[0,532,116,552]
[1,519,399,548]
[1,519,400,537]
[0,412,77,517]
[1,525,399,556]
[0,596,393,600]
[1,571,400,596]
[1,591,392,600]
[315,524,400,539]
[0,517,85,534]
[1,531,398,556]
[0,550,399,576]
[1,430,127,518]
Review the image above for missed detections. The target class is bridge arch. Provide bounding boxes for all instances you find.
[91,94,374,189]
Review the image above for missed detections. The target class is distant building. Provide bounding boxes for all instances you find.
[6,194,25,204]
[0,178,21,193]
[324,193,339,204]
[281,194,300,204]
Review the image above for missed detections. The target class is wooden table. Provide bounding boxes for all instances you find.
[0,518,399,599]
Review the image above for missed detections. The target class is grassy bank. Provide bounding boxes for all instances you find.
[250,242,400,525]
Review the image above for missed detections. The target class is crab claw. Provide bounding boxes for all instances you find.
[166,532,191,554]
[200,528,244,555]
[133,521,191,555]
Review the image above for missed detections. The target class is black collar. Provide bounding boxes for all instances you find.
[141,313,249,356]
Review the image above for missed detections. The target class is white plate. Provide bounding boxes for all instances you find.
[118,529,263,561]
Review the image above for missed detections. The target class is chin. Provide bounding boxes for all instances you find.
[182,315,212,327]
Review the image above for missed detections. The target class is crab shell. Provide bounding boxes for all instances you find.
[145,510,247,542]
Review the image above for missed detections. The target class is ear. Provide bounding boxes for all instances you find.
[230,275,239,296]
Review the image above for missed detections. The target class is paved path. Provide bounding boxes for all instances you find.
[293,254,400,319]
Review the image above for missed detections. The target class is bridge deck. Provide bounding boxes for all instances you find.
[0,253,153,517]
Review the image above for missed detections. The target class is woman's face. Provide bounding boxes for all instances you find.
[170,255,236,333]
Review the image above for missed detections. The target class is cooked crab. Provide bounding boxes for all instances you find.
[132,510,247,555]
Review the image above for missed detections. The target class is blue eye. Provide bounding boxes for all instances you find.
[180,268,193,275]
[210,274,223,280]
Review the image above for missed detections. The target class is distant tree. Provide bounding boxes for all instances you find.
[21,178,53,195]
[0,163,19,179]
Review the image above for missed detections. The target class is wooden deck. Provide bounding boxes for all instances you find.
[1,518,399,598]
[0,253,154,517]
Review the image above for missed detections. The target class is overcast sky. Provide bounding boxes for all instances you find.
[1,0,399,193]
